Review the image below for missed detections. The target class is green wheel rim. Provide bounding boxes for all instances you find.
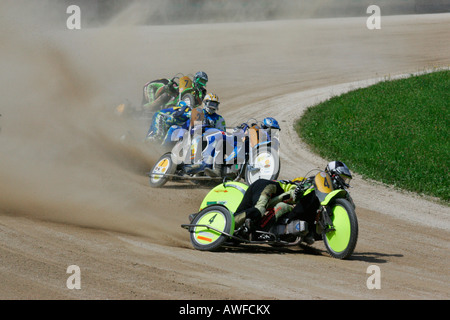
[193,210,226,246]
[325,205,351,253]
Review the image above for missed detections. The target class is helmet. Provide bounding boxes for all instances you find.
[203,93,220,115]
[325,161,352,187]
[175,101,190,115]
[176,101,188,109]
[193,71,208,89]
[262,117,280,130]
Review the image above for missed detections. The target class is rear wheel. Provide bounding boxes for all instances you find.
[245,147,280,185]
[323,198,358,259]
[189,205,234,251]
[181,92,196,107]
[148,152,176,188]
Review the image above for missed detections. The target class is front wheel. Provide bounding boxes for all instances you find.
[189,205,234,251]
[148,152,176,188]
[322,198,358,259]
[245,147,280,185]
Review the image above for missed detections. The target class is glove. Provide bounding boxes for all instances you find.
[293,185,303,202]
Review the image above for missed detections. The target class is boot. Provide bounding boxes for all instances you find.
[234,211,247,229]
[303,231,315,245]
[184,163,208,174]
[234,207,260,230]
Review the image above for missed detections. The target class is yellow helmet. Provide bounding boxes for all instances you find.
[203,93,220,114]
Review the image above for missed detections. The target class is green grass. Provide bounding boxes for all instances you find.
[295,70,449,203]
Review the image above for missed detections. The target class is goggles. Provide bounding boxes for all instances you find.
[337,174,352,187]
[196,78,207,87]
[205,100,219,109]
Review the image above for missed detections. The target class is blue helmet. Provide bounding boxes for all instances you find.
[262,117,280,130]
[172,101,190,119]
[176,101,188,108]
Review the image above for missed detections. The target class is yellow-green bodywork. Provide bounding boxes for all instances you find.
[199,182,248,214]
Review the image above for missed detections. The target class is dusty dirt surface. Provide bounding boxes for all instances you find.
[0,2,449,300]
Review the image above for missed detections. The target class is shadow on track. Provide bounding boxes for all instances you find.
[207,243,403,263]
[348,251,404,264]
[214,243,324,257]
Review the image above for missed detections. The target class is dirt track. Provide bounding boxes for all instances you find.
[0,4,449,300]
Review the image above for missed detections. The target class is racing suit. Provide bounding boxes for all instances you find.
[186,108,227,175]
[187,107,226,132]
[193,86,207,107]
[233,179,299,229]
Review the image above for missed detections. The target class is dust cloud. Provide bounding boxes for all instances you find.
[0,1,163,239]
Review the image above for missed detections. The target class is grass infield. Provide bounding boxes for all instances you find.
[295,70,449,204]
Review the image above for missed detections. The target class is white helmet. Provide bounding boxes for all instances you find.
[325,161,352,186]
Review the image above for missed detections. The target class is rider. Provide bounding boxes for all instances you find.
[192,71,208,103]
[142,71,208,112]
[185,93,227,177]
[233,178,316,244]
[146,101,191,144]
